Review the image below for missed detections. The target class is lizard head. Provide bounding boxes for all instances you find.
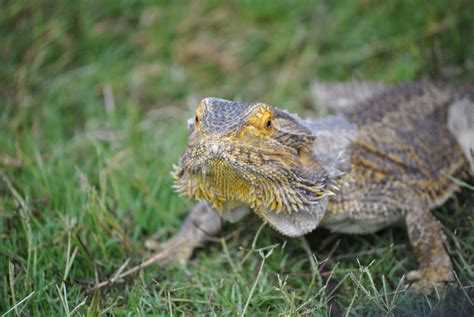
[173,97,332,216]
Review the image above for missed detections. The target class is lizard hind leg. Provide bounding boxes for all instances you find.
[405,206,454,293]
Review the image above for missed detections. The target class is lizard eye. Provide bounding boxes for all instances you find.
[194,101,204,129]
[193,114,202,131]
[264,118,272,129]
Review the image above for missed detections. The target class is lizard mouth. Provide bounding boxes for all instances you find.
[172,141,331,214]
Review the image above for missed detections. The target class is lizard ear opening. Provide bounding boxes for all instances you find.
[273,108,316,150]
[297,147,323,170]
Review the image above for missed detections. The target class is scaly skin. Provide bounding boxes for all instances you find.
[148,82,473,293]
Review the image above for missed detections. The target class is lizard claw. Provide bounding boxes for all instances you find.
[144,236,194,265]
[407,268,454,294]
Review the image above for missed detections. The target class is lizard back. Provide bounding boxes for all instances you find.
[343,83,472,208]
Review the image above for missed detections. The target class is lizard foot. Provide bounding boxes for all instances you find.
[407,267,454,293]
[144,236,194,265]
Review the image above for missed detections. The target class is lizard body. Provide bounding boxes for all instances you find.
[150,82,473,293]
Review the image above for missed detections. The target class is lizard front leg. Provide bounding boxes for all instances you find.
[145,202,222,264]
[405,207,454,293]
[145,202,249,264]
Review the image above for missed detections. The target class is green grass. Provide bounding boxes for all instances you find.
[1,0,473,315]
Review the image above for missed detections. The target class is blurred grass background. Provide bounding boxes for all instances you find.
[1,0,473,315]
